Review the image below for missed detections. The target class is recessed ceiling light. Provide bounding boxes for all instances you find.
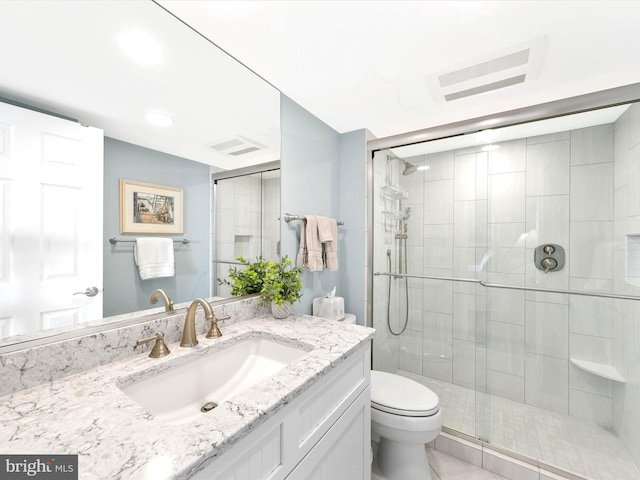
[417,165,430,171]
[145,111,173,127]
[481,144,500,152]
[118,29,163,66]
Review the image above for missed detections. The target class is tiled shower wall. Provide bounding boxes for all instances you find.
[612,103,640,466]
[373,108,640,450]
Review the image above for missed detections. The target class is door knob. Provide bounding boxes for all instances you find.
[73,286,99,297]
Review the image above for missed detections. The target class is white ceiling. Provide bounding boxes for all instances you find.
[161,0,640,139]
[2,1,639,167]
[0,1,280,169]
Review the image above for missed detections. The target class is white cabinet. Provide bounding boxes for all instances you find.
[285,388,370,480]
[191,342,371,480]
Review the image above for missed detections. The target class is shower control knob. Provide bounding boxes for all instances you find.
[534,243,564,273]
[541,257,558,273]
[543,245,556,255]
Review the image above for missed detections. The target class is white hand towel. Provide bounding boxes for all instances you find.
[134,237,175,280]
[316,216,338,271]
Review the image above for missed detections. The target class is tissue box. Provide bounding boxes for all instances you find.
[313,296,345,320]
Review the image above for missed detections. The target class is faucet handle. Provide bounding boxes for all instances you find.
[136,332,171,358]
[205,314,230,339]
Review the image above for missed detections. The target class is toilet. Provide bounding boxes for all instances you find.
[371,371,443,480]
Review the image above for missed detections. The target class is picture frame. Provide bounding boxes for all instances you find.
[119,179,183,234]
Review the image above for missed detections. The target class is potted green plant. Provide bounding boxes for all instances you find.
[261,256,303,318]
[218,255,303,319]
[218,256,270,297]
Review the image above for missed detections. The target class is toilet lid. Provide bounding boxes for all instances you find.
[371,371,439,417]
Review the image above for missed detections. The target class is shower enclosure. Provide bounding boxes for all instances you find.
[371,99,640,480]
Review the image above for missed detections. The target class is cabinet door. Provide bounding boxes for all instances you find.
[286,387,371,480]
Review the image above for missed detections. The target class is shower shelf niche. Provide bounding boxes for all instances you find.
[381,184,408,200]
[570,358,626,383]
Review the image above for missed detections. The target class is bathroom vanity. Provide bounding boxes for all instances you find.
[0,313,374,479]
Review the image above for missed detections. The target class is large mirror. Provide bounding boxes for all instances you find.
[0,1,280,350]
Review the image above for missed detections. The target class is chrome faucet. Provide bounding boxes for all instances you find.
[180,298,213,347]
[150,289,174,312]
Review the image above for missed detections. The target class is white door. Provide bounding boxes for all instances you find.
[0,101,103,338]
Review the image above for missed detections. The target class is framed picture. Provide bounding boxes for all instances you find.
[119,179,183,234]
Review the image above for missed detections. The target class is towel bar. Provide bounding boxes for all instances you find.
[109,237,190,245]
[282,213,344,225]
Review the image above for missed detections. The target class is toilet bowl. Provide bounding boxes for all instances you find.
[371,371,443,480]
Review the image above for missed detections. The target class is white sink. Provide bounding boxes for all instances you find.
[119,337,309,424]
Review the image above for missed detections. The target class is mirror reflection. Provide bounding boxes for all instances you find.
[212,167,282,298]
[0,1,280,347]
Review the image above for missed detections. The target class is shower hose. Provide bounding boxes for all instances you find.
[386,247,409,336]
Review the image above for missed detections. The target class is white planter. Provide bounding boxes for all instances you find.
[271,301,291,319]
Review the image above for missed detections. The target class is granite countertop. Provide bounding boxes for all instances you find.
[0,314,375,479]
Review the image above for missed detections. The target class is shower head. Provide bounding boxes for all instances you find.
[401,159,417,176]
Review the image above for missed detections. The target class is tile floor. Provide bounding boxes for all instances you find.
[399,370,640,480]
[428,447,510,480]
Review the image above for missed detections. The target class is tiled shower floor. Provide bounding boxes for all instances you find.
[398,370,640,480]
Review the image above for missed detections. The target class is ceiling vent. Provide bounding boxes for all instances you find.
[210,135,266,156]
[429,37,546,102]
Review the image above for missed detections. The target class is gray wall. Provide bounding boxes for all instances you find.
[280,95,341,314]
[103,138,210,316]
[280,95,368,324]
[338,130,368,324]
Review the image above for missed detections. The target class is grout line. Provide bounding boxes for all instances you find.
[438,428,592,480]
[429,465,442,480]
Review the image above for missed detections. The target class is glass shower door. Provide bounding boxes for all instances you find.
[371,148,488,441]
[475,105,640,480]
